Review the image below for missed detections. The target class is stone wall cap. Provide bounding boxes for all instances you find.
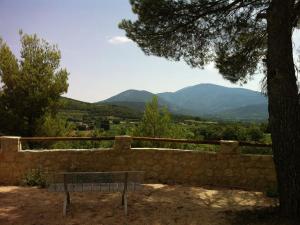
[115,135,132,139]
[0,136,21,139]
[220,140,239,143]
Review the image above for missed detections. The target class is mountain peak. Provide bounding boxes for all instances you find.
[101,83,268,121]
[102,89,155,103]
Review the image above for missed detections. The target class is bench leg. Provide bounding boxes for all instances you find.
[63,191,70,216]
[67,191,70,204]
[124,193,127,216]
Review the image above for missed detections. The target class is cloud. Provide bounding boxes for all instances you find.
[108,36,132,45]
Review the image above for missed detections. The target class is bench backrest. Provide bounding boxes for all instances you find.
[48,171,144,192]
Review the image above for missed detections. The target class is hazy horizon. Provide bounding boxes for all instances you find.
[1,0,299,103]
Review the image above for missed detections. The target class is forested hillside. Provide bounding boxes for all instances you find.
[58,97,141,129]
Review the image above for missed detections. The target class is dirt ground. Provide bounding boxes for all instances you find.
[0,184,276,225]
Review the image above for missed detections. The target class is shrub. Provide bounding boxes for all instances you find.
[23,168,47,188]
[246,125,264,142]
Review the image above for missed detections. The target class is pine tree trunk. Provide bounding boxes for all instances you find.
[267,0,300,218]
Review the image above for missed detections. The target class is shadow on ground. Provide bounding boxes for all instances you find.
[0,184,277,225]
[226,207,299,225]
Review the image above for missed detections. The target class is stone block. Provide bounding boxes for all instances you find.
[113,136,132,151]
[219,140,240,154]
[0,136,21,154]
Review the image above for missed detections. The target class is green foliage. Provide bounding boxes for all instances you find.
[133,96,185,148]
[196,124,222,140]
[120,0,268,83]
[59,97,141,130]
[247,125,264,142]
[61,97,141,119]
[100,120,110,131]
[0,32,69,136]
[36,114,73,137]
[134,96,172,137]
[195,122,265,143]
[23,168,47,188]
[222,126,242,140]
[20,115,75,149]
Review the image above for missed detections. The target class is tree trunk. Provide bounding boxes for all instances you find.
[267,0,300,218]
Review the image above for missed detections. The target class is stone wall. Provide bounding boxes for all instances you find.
[0,136,276,191]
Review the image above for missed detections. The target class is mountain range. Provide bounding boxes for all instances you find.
[100,83,268,121]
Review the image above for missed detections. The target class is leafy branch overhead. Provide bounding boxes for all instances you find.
[120,0,300,83]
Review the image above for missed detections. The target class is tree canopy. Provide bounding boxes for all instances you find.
[120,0,300,218]
[120,0,300,84]
[0,32,69,136]
[135,96,172,137]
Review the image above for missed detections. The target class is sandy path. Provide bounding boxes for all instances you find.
[0,184,275,225]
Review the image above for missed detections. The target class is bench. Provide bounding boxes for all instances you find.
[47,171,144,216]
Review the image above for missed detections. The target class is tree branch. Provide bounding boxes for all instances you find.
[149,0,262,37]
[293,1,300,26]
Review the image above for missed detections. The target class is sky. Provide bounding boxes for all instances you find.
[0,0,299,102]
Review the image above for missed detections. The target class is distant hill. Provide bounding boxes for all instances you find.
[100,83,268,121]
[102,89,154,103]
[100,89,188,114]
[99,101,146,112]
[99,90,154,112]
[59,97,141,121]
[158,83,267,115]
